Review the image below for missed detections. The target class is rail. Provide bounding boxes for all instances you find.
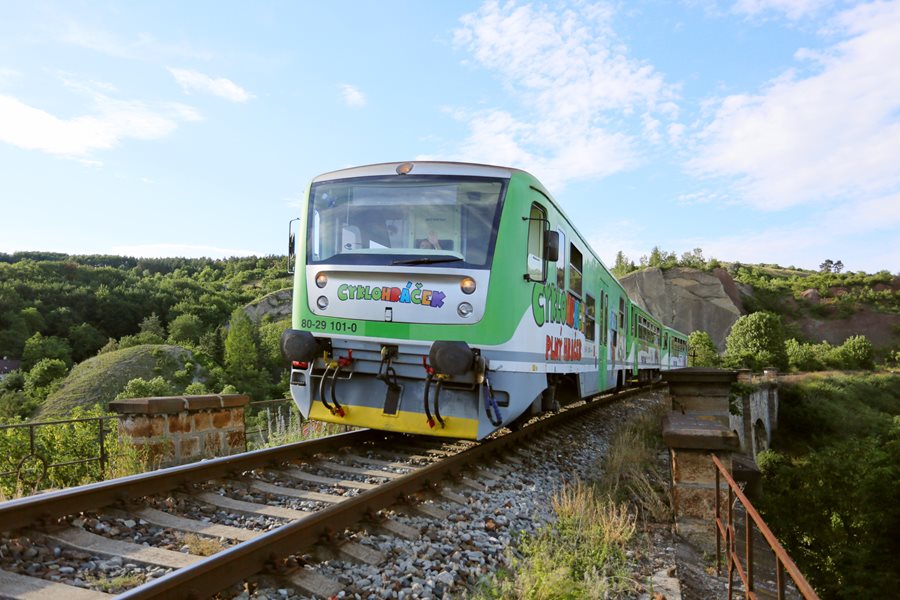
[0,383,662,598]
[713,454,819,600]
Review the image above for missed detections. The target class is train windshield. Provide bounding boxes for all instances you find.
[307,175,506,267]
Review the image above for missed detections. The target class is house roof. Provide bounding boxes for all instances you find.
[0,359,22,375]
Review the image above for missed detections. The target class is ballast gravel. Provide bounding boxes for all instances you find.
[224,391,677,600]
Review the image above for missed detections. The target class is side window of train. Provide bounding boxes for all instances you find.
[525,203,547,282]
[556,229,566,288]
[618,297,626,330]
[585,294,596,341]
[569,244,583,297]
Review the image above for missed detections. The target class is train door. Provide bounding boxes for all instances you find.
[614,296,626,388]
[600,290,609,390]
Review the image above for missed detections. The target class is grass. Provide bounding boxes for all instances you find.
[473,480,637,600]
[474,401,671,599]
[86,573,146,593]
[249,404,351,450]
[182,533,225,556]
[593,402,671,523]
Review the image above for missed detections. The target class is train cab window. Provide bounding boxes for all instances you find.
[585,294,596,341]
[526,203,547,282]
[569,244,583,297]
[556,230,566,289]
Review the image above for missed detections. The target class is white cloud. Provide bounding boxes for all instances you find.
[732,0,833,20]
[690,1,900,210]
[0,94,176,158]
[0,67,21,87]
[109,243,261,259]
[167,102,205,122]
[62,22,213,61]
[0,78,198,160]
[450,0,676,189]
[168,67,254,103]
[339,84,367,109]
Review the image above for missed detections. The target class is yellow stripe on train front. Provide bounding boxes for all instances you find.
[309,402,480,439]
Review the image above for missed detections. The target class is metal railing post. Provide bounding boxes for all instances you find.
[98,417,107,479]
[716,464,722,576]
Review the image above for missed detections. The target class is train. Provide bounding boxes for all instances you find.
[280,161,688,440]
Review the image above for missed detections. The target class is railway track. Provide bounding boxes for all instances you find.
[0,383,660,599]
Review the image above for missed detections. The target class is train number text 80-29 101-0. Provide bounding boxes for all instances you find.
[301,319,358,333]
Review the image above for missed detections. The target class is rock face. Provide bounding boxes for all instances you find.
[243,288,293,323]
[619,267,745,351]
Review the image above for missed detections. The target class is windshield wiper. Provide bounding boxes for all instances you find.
[392,256,464,266]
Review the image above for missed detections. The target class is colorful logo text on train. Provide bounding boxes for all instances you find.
[337,282,446,308]
[531,282,585,332]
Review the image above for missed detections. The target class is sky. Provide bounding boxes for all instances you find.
[1,0,899,274]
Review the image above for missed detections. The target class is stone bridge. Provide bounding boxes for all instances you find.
[729,369,779,457]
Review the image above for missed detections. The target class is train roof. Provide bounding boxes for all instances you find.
[311,161,519,183]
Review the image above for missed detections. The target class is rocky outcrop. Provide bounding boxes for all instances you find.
[620,267,745,350]
[243,288,292,323]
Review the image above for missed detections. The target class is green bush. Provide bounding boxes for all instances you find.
[784,336,876,372]
[831,335,874,370]
[724,311,788,371]
[115,376,173,400]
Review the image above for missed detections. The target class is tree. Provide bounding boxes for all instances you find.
[833,260,844,274]
[688,330,719,367]
[24,358,69,402]
[723,311,788,371]
[832,335,874,370]
[611,251,636,278]
[68,323,107,362]
[168,313,203,346]
[224,309,261,394]
[680,248,707,270]
[22,332,73,370]
[139,312,166,338]
[819,259,834,273]
[0,390,37,420]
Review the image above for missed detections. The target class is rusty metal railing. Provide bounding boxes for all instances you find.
[713,454,819,600]
[0,415,117,494]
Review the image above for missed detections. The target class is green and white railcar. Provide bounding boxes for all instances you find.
[662,326,689,369]
[628,302,663,383]
[281,161,686,440]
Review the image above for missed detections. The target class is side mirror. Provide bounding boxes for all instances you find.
[545,230,560,262]
[287,218,300,274]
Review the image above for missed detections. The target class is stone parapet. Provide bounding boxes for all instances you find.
[661,368,738,552]
[110,394,250,467]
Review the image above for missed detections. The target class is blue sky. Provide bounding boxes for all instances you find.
[1,0,898,273]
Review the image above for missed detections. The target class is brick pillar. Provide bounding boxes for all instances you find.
[662,368,739,552]
[109,394,250,468]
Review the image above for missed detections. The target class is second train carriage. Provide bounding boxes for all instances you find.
[281,161,688,440]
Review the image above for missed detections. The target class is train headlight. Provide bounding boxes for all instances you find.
[460,277,476,295]
[315,272,328,288]
[316,296,329,310]
[457,302,473,318]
